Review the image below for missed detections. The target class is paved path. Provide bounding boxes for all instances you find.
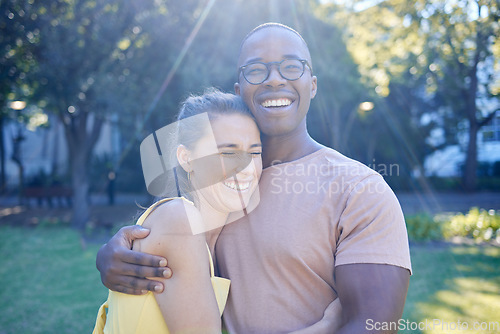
[1,191,499,216]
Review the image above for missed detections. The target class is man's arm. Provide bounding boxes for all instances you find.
[96,225,172,295]
[289,298,343,334]
[335,263,410,334]
[289,264,408,334]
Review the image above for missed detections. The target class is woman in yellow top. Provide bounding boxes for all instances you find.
[93,89,263,334]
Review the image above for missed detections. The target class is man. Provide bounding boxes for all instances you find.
[97,23,412,333]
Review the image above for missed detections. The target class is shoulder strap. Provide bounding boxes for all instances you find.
[136,197,195,226]
[205,243,215,278]
[135,198,174,226]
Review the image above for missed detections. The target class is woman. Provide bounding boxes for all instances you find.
[93,89,262,334]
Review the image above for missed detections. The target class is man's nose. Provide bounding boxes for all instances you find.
[264,64,286,87]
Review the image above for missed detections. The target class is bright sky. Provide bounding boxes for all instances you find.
[320,0,487,19]
[319,0,385,12]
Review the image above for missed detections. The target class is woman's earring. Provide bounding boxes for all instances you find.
[187,171,191,182]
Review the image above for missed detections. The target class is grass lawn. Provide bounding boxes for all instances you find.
[0,225,499,334]
[401,244,500,334]
[0,225,108,334]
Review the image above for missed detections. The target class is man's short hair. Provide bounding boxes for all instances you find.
[240,22,309,51]
[237,22,312,68]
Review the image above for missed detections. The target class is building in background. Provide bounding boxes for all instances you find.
[2,113,120,188]
[424,114,500,177]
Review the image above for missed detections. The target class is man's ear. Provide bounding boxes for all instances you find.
[234,82,241,96]
[176,145,192,172]
[310,75,318,99]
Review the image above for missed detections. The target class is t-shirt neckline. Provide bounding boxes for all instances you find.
[264,147,329,171]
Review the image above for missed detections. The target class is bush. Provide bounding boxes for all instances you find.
[442,207,500,242]
[477,177,500,191]
[25,168,70,187]
[405,213,443,241]
[421,175,500,191]
[426,176,463,191]
[405,207,500,243]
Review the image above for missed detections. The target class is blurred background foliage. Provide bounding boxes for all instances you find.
[406,207,500,242]
[1,0,499,229]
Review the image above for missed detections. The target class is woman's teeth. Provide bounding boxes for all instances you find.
[224,181,250,191]
[261,98,292,108]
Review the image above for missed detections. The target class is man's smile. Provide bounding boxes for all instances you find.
[261,98,292,108]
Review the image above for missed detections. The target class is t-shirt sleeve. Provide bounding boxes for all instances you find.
[335,174,412,274]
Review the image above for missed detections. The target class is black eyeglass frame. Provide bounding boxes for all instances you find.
[238,58,313,85]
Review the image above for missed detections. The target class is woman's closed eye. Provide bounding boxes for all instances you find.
[220,151,237,157]
[219,149,261,157]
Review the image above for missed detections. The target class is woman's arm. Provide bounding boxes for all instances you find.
[134,199,221,334]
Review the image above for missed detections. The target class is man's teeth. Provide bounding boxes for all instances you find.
[261,99,292,108]
[224,181,250,191]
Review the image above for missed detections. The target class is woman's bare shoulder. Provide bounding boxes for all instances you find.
[133,198,205,256]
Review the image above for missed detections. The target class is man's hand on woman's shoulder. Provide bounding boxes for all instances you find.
[96,225,172,295]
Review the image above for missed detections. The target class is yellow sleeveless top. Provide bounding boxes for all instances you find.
[93,198,231,334]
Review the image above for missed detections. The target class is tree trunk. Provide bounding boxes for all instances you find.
[63,111,103,231]
[462,24,484,192]
[463,120,478,191]
[70,149,90,231]
[0,114,5,193]
[52,120,60,176]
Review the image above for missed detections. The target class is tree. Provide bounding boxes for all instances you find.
[320,0,500,190]
[419,0,500,190]
[0,0,39,192]
[20,0,159,230]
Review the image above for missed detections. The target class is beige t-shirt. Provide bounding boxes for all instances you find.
[215,148,412,333]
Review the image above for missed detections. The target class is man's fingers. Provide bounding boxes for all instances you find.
[114,283,154,296]
[113,276,165,294]
[120,248,168,268]
[116,261,171,279]
[113,285,146,296]
[118,225,151,247]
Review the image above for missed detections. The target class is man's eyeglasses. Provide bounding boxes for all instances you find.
[239,58,312,85]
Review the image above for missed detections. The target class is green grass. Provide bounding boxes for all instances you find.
[401,245,500,334]
[0,225,499,334]
[0,225,108,334]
